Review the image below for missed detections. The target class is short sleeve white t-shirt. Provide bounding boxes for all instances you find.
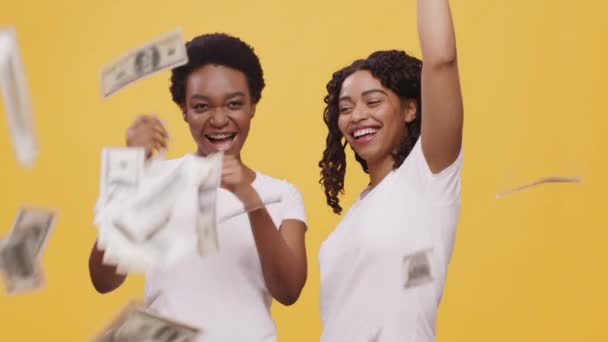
[318,139,463,342]
[143,157,307,342]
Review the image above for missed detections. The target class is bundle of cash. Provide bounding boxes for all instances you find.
[0,207,57,295]
[100,28,188,99]
[0,27,38,168]
[94,301,201,342]
[94,148,222,274]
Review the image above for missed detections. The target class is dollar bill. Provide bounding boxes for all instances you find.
[100,147,145,204]
[112,161,185,243]
[402,248,434,289]
[8,207,57,258]
[0,238,44,295]
[94,302,200,342]
[100,28,188,99]
[0,26,37,168]
[196,153,222,257]
[0,207,57,295]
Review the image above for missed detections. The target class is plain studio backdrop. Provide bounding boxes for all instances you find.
[1,0,607,340]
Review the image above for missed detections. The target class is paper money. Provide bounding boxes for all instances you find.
[99,147,145,205]
[0,26,37,168]
[403,248,433,289]
[0,207,57,295]
[100,28,188,98]
[8,207,57,258]
[111,162,186,243]
[196,153,222,257]
[95,153,222,274]
[0,239,44,295]
[496,176,582,199]
[218,194,282,224]
[94,302,201,342]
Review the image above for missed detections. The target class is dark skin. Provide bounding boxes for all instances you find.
[89,65,307,306]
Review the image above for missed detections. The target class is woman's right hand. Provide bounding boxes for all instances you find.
[126,114,170,159]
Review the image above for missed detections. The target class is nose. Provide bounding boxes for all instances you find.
[351,103,367,123]
[209,107,229,127]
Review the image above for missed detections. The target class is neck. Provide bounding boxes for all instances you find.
[367,156,395,189]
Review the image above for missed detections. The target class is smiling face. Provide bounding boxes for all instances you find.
[182,64,256,157]
[337,70,416,168]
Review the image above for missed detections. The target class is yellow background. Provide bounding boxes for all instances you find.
[1,0,607,340]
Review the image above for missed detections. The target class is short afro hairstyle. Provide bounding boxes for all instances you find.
[319,50,423,214]
[170,33,265,107]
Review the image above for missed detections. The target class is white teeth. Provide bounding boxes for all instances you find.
[353,128,378,138]
[208,133,234,139]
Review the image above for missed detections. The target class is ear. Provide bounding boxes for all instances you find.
[402,99,417,123]
[250,103,257,118]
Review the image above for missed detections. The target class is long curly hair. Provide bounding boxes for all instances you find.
[319,50,423,214]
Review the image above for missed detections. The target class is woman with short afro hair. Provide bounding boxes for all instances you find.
[89,33,308,342]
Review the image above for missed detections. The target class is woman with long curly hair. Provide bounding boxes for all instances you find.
[318,0,463,340]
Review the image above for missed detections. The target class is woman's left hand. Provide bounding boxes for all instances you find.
[221,155,258,205]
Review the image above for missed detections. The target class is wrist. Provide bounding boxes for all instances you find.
[234,185,261,207]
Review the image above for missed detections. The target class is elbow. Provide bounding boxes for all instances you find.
[93,282,114,294]
[275,290,302,306]
[425,55,457,70]
[272,280,306,306]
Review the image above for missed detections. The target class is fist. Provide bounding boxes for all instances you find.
[221,155,254,200]
[126,115,169,159]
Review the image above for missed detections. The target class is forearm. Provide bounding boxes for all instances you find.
[418,0,457,65]
[88,240,126,294]
[248,209,306,305]
[239,188,306,305]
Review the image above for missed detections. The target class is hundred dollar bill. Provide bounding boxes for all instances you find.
[196,153,222,257]
[402,248,434,289]
[0,207,56,295]
[100,28,188,98]
[94,302,201,342]
[8,207,57,259]
[99,147,145,205]
[0,238,44,295]
[0,26,38,168]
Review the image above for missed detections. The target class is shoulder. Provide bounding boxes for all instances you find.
[254,172,303,196]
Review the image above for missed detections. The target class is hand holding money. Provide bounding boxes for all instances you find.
[126,115,169,159]
[95,148,222,274]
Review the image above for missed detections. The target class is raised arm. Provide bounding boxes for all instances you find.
[418,0,463,173]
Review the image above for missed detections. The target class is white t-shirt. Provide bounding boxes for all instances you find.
[143,157,307,342]
[319,139,463,342]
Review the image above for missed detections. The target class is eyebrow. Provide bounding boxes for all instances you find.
[339,89,388,102]
[190,92,246,101]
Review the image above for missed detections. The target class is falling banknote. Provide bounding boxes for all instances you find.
[100,28,188,98]
[0,26,38,168]
[0,207,57,295]
[94,301,201,342]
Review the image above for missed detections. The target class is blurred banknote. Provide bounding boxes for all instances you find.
[0,26,38,168]
[95,153,222,274]
[196,153,222,257]
[0,207,57,295]
[94,302,201,342]
[100,28,188,98]
[98,147,145,206]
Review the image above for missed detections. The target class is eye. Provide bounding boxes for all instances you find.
[193,103,208,112]
[227,101,243,110]
[367,99,383,107]
[339,105,353,114]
